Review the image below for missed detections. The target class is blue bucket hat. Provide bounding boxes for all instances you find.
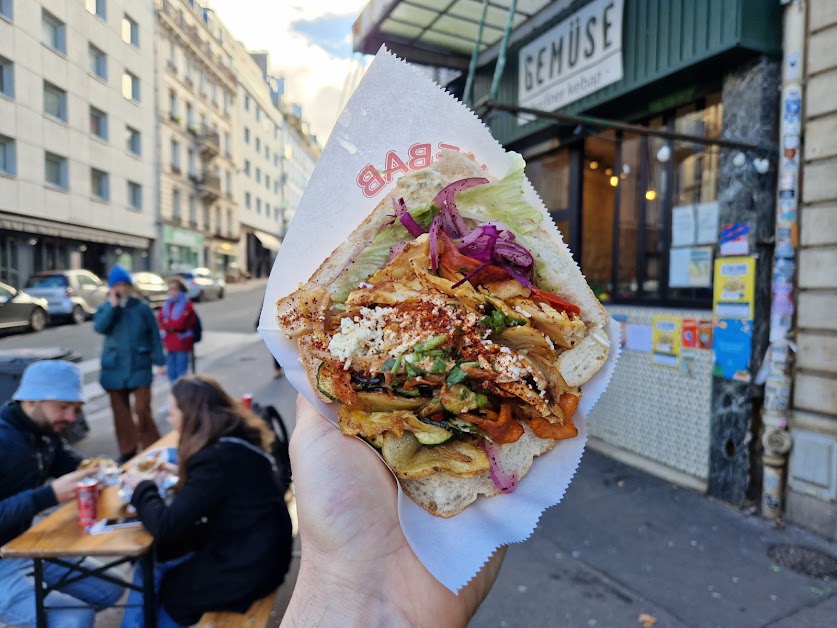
[107,265,133,287]
[13,360,85,403]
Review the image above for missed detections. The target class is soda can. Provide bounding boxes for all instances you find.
[241,394,253,410]
[76,478,99,530]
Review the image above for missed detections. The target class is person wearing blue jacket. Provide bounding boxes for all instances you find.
[0,360,124,627]
[94,265,165,463]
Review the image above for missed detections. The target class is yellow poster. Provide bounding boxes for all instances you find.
[713,257,756,320]
[652,316,681,368]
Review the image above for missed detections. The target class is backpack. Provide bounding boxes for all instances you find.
[251,402,292,494]
[192,312,203,343]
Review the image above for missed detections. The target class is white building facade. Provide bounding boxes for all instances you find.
[155,0,238,278]
[0,0,157,284]
[281,109,318,232]
[232,48,284,279]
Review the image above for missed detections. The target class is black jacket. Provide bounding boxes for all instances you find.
[0,402,81,547]
[131,434,292,625]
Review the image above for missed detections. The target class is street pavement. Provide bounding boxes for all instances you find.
[4,279,836,627]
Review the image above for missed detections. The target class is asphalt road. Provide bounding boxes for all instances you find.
[0,280,269,361]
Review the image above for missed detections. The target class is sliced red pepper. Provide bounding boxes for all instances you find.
[530,286,581,315]
[529,415,578,440]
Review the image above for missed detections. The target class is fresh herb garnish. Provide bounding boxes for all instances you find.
[480,308,526,335]
[381,357,396,372]
[414,334,447,352]
[446,365,468,386]
[404,360,426,377]
[430,357,447,373]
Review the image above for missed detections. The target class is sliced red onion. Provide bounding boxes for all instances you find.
[433,178,487,238]
[456,224,499,262]
[482,440,518,494]
[432,177,489,210]
[386,241,409,263]
[493,239,534,269]
[400,212,425,237]
[452,262,489,288]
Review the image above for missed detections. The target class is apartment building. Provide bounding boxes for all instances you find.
[0,0,157,283]
[281,106,318,232]
[233,47,284,279]
[155,0,237,277]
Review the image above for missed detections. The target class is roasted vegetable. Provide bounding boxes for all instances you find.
[441,384,491,415]
[338,407,453,445]
[381,431,489,479]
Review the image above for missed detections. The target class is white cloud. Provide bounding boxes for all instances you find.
[207,0,369,143]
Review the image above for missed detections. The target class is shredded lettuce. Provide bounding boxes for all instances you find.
[410,205,440,230]
[454,154,543,234]
[330,222,409,303]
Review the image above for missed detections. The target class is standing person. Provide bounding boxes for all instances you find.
[158,277,197,383]
[121,375,292,626]
[0,361,125,628]
[94,265,165,463]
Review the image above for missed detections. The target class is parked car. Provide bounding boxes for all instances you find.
[132,272,169,308]
[171,268,225,301]
[24,270,108,324]
[0,282,49,333]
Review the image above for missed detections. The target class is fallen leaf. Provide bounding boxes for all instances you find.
[638,614,657,628]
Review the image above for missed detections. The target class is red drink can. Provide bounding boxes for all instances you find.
[76,478,99,530]
[241,394,253,409]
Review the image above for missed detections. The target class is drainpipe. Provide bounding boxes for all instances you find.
[761,0,806,519]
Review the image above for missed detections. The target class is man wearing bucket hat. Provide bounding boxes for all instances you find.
[95,265,165,463]
[0,360,124,627]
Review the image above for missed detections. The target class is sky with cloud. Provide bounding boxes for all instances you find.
[208,0,370,144]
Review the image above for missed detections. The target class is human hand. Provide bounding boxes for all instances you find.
[51,468,98,504]
[156,366,167,376]
[122,468,156,490]
[280,396,505,627]
[108,288,121,307]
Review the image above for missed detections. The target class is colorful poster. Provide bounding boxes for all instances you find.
[652,316,681,368]
[712,319,753,382]
[681,319,698,349]
[713,257,756,320]
[719,223,750,256]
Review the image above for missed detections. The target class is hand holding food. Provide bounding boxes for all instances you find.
[278,151,610,517]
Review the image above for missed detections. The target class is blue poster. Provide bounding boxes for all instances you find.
[712,319,753,382]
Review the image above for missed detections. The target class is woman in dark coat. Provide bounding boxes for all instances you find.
[121,375,292,627]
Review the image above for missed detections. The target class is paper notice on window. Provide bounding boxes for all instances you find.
[669,246,713,288]
[695,202,720,244]
[625,324,652,352]
[671,206,696,247]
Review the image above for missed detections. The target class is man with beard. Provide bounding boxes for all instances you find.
[0,360,124,627]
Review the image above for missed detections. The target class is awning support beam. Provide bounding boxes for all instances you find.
[464,0,491,107]
[489,0,518,101]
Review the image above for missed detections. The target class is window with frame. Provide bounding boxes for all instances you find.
[89,106,108,140]
[0,0,12,21]
[224,131,231,157]
[214,207,220,233]
[169,89,178,119]
[89,44,107,80]
[186,102,194,127]
[43,82,66,121]
[226,209,232,235]
[91,168,109,201]
[244,160,250,176]
[265,174,270,191]
[42,10,66,53]
[0,135,15,176]
[244,127,250,144]
[187,148,195,177]
[255,168,261,184]
[85,0,106,20]
[122,14,139,47]
[170,139,180,172]
[128,181,142,210]
[172,188,182,219]
[275,206,280,221]
[126,126,141,155]
[189,194,197,225]
[45,152,67,189]
[256,107,261,122]
[256,197,261,214]
[0,56,13,98]
[225,170,232,197]
[255,137,261,153]
[203,206,210,231]
[245,192,251,209]
[245,94,250,111]
[122,71,139,101]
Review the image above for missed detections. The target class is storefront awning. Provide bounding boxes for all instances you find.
[353,0,554,69]
[254,230,282,251]
[0,213,151,249]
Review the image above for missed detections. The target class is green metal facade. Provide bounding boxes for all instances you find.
[476,0,781,145]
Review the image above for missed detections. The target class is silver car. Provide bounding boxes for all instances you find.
[171,268,225,302]
[24,270,108,324]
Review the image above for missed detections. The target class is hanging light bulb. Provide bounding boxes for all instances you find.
[753,157,770,174]
[609,176,619,187]
[645,189,657,201]
[733,152,746,167]
[656,145,671,162]
[589,160,599,170]
[604,168,613,176]
[622,163,631,175]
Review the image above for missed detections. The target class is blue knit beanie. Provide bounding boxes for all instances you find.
[107,265,132,287]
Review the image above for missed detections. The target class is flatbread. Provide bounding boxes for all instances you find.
[277,150,609,516]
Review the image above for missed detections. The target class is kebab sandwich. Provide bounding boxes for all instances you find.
[277,150,610,517]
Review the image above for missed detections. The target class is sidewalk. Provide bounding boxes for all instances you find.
[472,450,837,628]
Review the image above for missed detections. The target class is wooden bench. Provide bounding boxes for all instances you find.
[197,589,278,628]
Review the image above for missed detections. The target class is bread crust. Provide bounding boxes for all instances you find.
[277,150,608,516]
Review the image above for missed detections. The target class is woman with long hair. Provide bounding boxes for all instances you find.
[157,278,197,383]
[122,375,292,627]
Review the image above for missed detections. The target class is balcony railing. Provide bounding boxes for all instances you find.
[198,130,220,160]
[196,173,221,202]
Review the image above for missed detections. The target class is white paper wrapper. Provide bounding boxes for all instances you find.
[259,48,621,593]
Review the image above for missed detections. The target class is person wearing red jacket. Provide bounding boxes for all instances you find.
[158,278,197,383]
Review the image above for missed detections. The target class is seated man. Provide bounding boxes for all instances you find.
[0,360,124,628]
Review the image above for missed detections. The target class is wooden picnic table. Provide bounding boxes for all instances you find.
[1,430,180,628]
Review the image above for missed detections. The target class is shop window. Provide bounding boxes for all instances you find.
[45,152,67,189]
[44,81,67,121]
[0,135,15,176]
[89,44,107,80]
[1,56,14,98]
[91,168,109,201]
[42,10,66,54]
[126,126,141,155]
[122,14,139,47]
